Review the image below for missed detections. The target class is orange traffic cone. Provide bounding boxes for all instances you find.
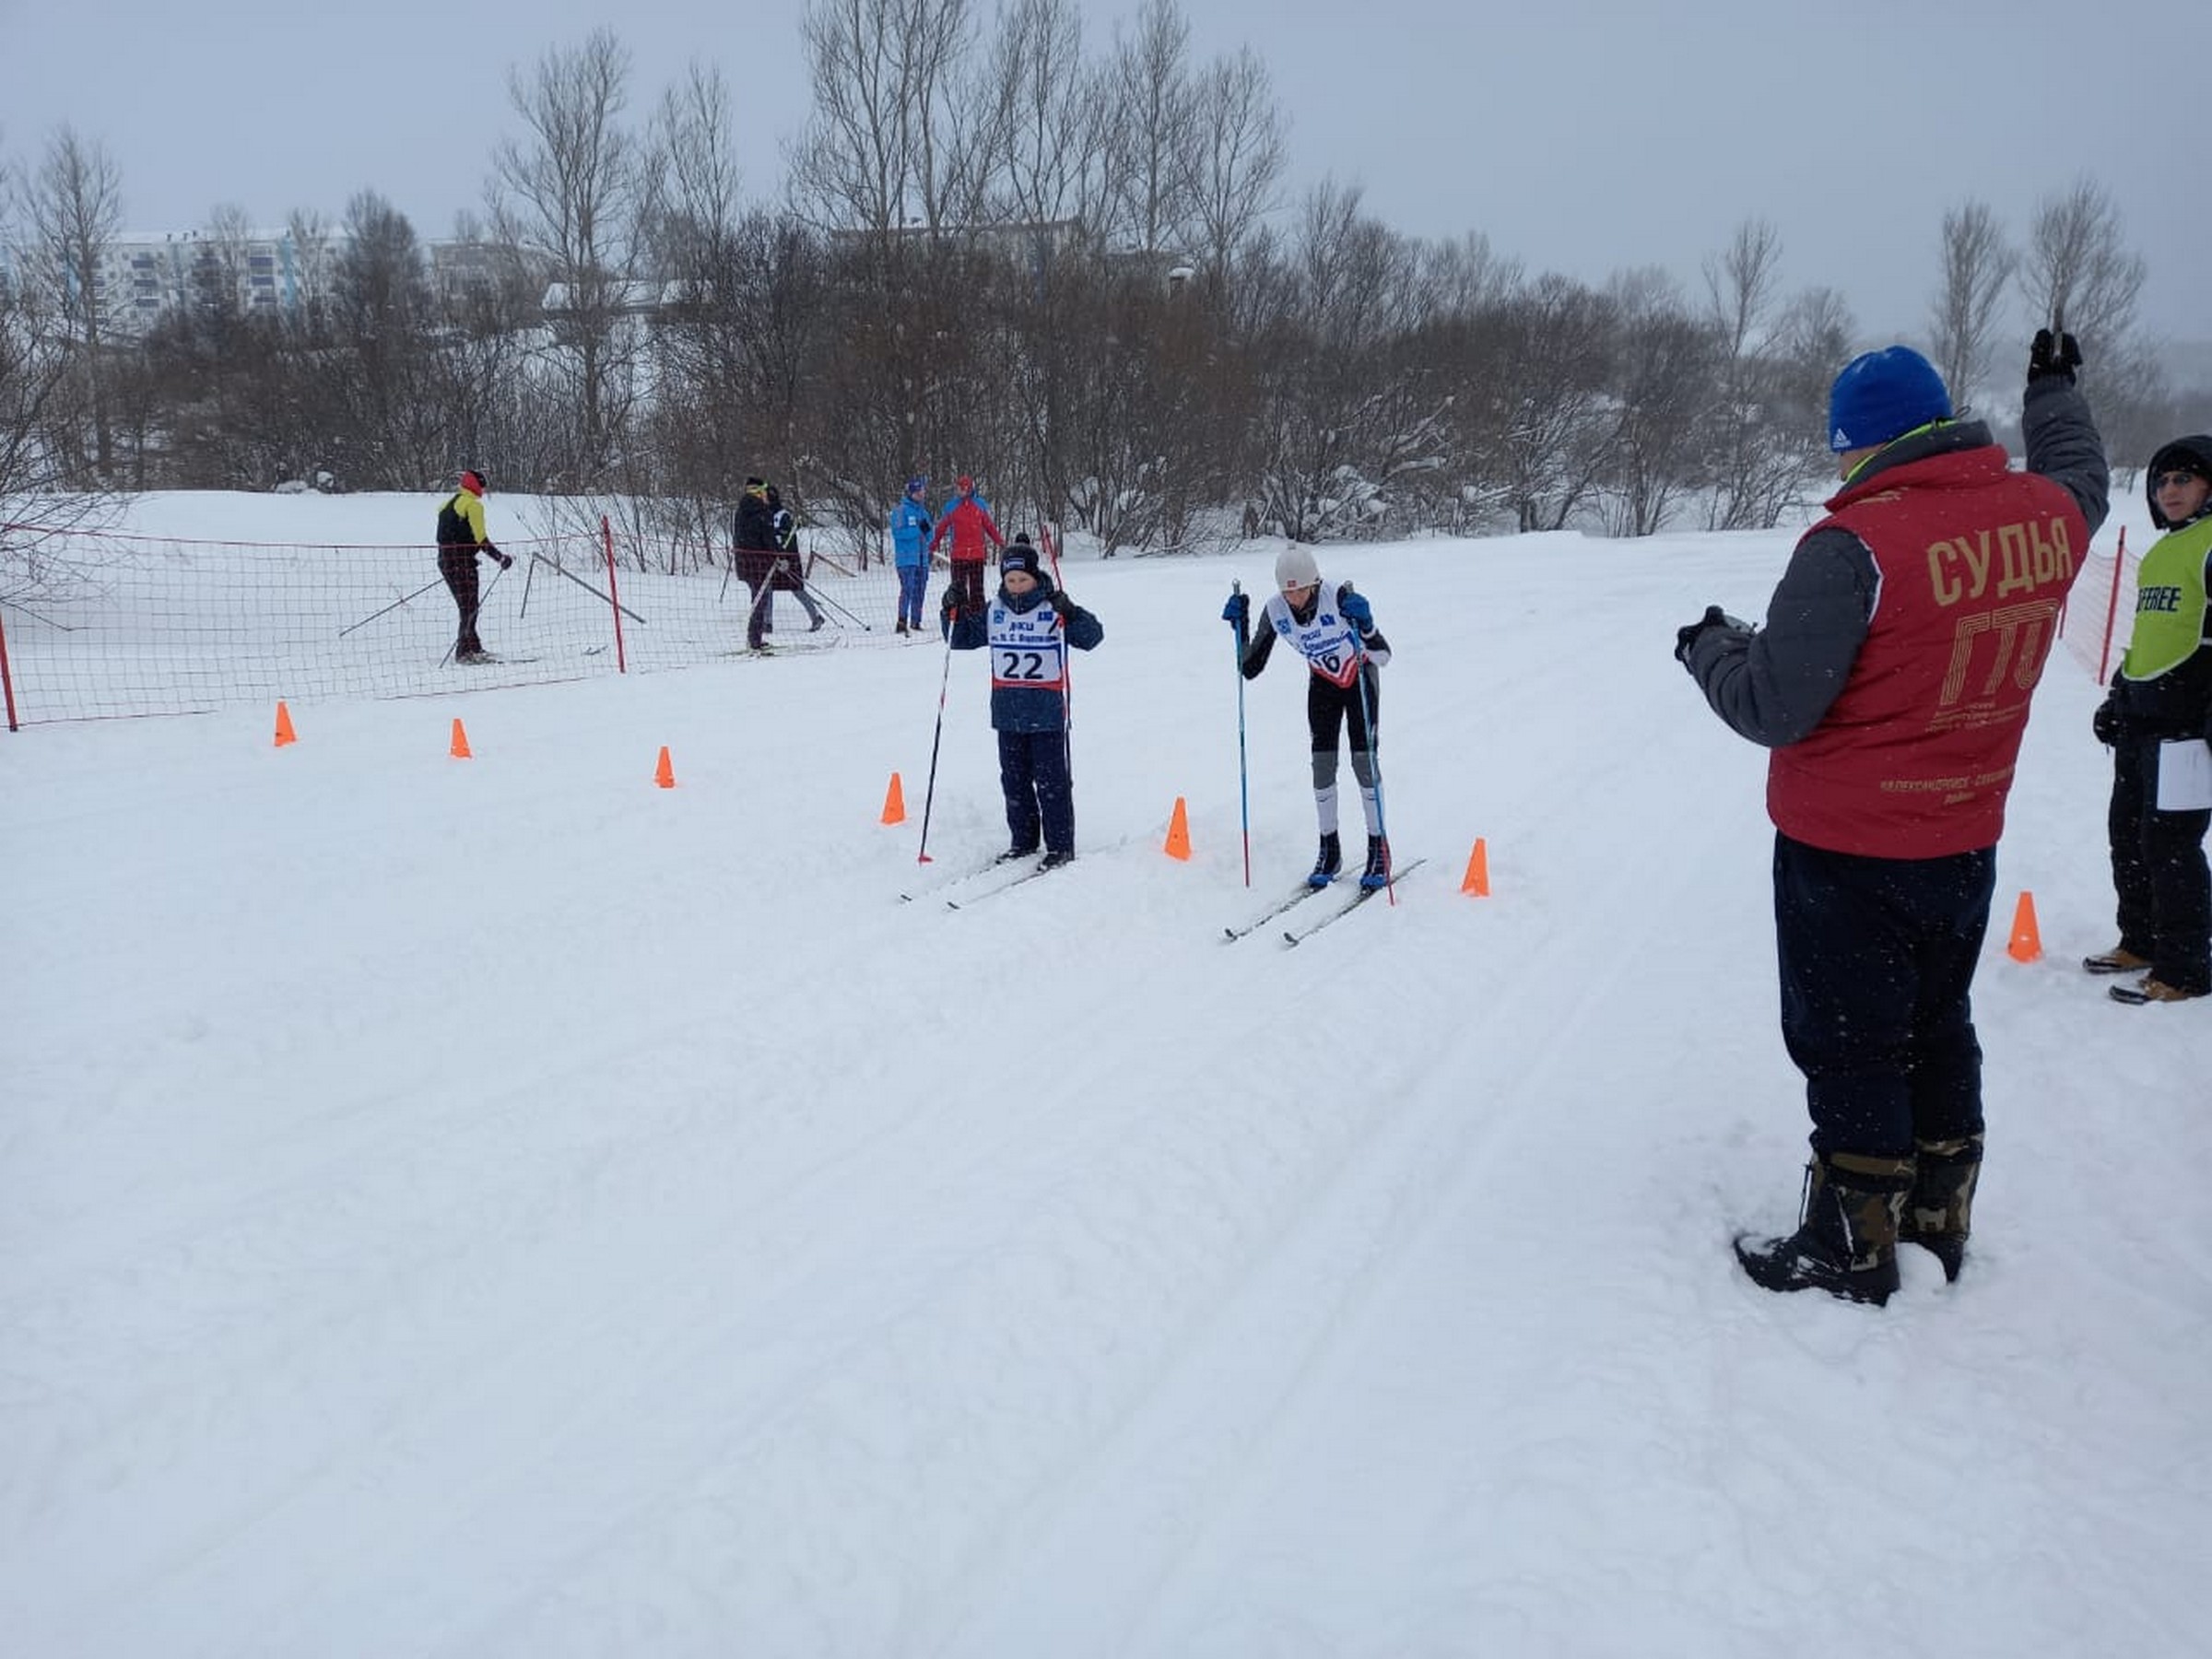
[2006,890,2042,963]
[653,746,677,789]
[449,717,472,759]
[273,700,297,747]
[881,771,907,825]
[1163,795,1192,861]
[1460,837,1490,898]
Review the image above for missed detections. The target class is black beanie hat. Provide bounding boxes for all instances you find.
[1001,541,1041,579]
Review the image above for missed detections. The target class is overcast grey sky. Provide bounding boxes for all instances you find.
[3,0,2198,345]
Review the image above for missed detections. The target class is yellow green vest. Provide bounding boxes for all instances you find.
[2121,515,2212,681]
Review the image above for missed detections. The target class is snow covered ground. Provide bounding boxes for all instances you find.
[4,489,2207,1657]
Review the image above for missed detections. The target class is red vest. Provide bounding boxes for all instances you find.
[1769,444,2088,857]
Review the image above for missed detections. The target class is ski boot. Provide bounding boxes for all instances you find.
[1359,836,1392,890]
[1307,831,1342,888]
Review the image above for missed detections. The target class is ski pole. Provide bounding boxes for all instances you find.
[1346,584,1394,903]
[1042,523,1073,782]
[915,605,959,864]
[796,577,870,630]
[339,576,446,638]
[528,551,647,623]
[1230,579,1251,887]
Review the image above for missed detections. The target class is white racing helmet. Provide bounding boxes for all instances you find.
[1275,545,1321,593]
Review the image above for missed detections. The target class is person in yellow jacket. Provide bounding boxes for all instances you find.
[2088,436,2212,1003]
[435,468,512,664]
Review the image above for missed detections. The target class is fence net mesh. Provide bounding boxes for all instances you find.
[0,522,912,725]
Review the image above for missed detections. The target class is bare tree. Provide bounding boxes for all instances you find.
[2,129,117,553]
[1179,46,1286,278]
[1927,198,2013,409]
[787,0,978,237]
[2022,176,2153,464]
[1700,217,1790,530]
[283,206,338,332]
[18,124,124,484]
[642,62,744,265]
[983,0,1107,232]
[1599,269,1719,535]
[1099,0,1196,253]
[489,28,644,478]
[2021,176,2144,347]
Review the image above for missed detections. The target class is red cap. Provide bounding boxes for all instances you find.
[460,470,486,495]
[956,474,973,492]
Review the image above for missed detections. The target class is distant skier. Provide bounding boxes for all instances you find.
[942,535,1101,868]
[734,477,780,653]
[1222,546,1393,888]
[435,468,512,665]
[929,475,1004,616]
[767,484,826,634]
[890,475,934,635]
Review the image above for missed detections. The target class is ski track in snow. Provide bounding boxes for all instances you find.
[3,499,2207,1657]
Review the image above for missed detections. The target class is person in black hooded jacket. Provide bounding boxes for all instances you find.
[733,477,780,652]
[2087,434,2212,1003]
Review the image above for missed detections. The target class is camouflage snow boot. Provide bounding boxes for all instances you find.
[1898,1133,1983,1283]
[1735,1151,1914,1307]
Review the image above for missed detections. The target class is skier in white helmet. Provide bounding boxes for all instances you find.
[1221,545,1394,888]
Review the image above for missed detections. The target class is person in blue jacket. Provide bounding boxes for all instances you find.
[889,475,934,635]
[942,534,1103,867]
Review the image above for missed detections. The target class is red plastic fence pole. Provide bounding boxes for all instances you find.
[0,581,18,732]
[602,515,629,674]
[2097,524,2127,684]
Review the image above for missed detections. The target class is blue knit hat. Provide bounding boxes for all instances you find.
[1828,347,1952,453]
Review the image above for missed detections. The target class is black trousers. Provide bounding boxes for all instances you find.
[998,728,1074,855]
[2107,735,2212,993]
[1772,833,1994,1159]
[438,548,482,653]
[950,561,988,614]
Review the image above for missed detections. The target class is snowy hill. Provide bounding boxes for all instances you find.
[3,492,2206,1658]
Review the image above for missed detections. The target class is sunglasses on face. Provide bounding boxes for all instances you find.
[2154,470,2205,490]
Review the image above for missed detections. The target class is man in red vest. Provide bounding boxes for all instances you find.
[1677,331,2108,1304]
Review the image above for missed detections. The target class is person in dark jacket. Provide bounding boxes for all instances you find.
[941,534,1102,867]
[2087,435,2212,1005]
[1220,544,1395,889]
[733,477,780,653]
[766,485,827,635]
[1677,332,2109,1304]
[435,468,512,664]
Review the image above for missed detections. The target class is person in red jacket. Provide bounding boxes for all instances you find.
[1677,332,2108,1304]
[928,475,1004,614]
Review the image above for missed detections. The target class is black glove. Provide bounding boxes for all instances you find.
[495,550,514,571]
[2092,698,2123,747]
[1049,590,1075,618]
[2028,328,2082,385]
[940,589,959,621]
[1674,604,1745,665]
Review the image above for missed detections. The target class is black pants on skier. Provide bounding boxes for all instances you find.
[998,728,1074,856]
[2106,734,2212,994]
[439,548,483,656]
[1772,833,1994,1159]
